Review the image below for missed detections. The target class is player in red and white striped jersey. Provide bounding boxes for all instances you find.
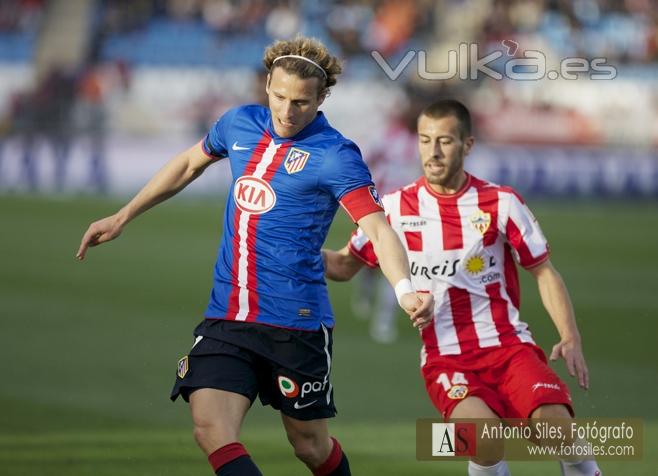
[323,100,601,476]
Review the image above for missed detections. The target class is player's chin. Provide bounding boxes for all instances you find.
[424,173,446,185]
[276,119,300,137]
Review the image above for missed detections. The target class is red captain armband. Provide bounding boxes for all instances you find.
[339,185,384,223]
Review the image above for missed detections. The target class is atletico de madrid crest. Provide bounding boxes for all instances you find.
[284,148,310,174]
[469,209,491,235]
[177,356,189,379]
[369,185,383,207]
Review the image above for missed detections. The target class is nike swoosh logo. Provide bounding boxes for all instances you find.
[232,141,249,151]
[293,400,317,410]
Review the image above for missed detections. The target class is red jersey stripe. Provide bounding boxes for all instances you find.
[438,196,463,250]
[503,243,521,310]
[400,186,423,251]
[244,141,291,322]
[404,231,423,251]
[224,132,272,320]
[506,218,549,268]
[485,281,521,346]
[475,182,499,247]
[421,318,440,365]
[448,287,478,353]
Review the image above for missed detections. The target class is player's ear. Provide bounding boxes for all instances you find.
[265,73,271,95]
[317,87,328,106]
[463,135,475,155]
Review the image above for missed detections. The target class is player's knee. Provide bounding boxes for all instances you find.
[288,432,326,464]
[471,455,504,467]
[192,420,236,454]
[192,422,212,448]
[471,437,505,467]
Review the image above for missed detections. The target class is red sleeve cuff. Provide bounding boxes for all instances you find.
[339,185,384,223]
[522,250,550,269]
[348,240,379,268]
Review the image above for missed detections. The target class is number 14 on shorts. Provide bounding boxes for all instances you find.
[437,372,469,400]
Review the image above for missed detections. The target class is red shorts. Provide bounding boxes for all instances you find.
[422,343,573,419]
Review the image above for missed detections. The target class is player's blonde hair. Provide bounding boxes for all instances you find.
[263,36,343,95]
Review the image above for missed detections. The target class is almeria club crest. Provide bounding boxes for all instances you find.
[284,148,310,174]
[469,209,491,235]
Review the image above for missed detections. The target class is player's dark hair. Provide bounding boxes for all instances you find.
[420,100,472,139]
[263,36,342,96]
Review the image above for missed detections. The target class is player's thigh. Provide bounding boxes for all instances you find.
[450,396,500,419]
[450,397,506,465]
[423,366,506,419]
[189,387,251,435]
[498,344,573,418]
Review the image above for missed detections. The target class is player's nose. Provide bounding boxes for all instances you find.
[432,142,444,157]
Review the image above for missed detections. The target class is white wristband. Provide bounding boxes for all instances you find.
[394,278,414,305]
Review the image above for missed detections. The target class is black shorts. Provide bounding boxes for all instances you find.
[170,319,336,421]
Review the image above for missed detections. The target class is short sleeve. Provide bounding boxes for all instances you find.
[504,191,550,268]
[347,227,379,268]
[202,107,240,159]
[319,140,384,222]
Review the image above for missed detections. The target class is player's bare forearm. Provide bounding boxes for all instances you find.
[529,259,589,389]
[322,246,363,282]
[117,142,216,225]
[76,142,216,260]
[357,213,434,327]
[530,260,580,341]
[357,212,409,287]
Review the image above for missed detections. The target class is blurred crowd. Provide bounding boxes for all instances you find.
[1,61,130,191]
[0,0,43,33]
[0,0,657,193]
[97,0,658,64]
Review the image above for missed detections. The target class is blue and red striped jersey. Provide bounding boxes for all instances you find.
[202,104,383,330]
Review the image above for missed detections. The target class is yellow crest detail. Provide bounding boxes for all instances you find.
[447,384,468,400]
[469,209,491,235]
[177,356,189,379]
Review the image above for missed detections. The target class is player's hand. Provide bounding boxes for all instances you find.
[550,338,589,390]
[76,214,124,260]
[400,292,434,330]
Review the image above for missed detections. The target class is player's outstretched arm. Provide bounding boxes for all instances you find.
[356,212,434,329]
[528,259,589,390]
[76,141,218,260]
[321,246,364,282]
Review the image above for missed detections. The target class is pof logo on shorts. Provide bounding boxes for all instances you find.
[447,384,468,400]
[177,356,189,379]
[277,375,300,398]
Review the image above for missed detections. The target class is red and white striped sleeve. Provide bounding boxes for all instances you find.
[347,227,379,268]
[504,190,550,268]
